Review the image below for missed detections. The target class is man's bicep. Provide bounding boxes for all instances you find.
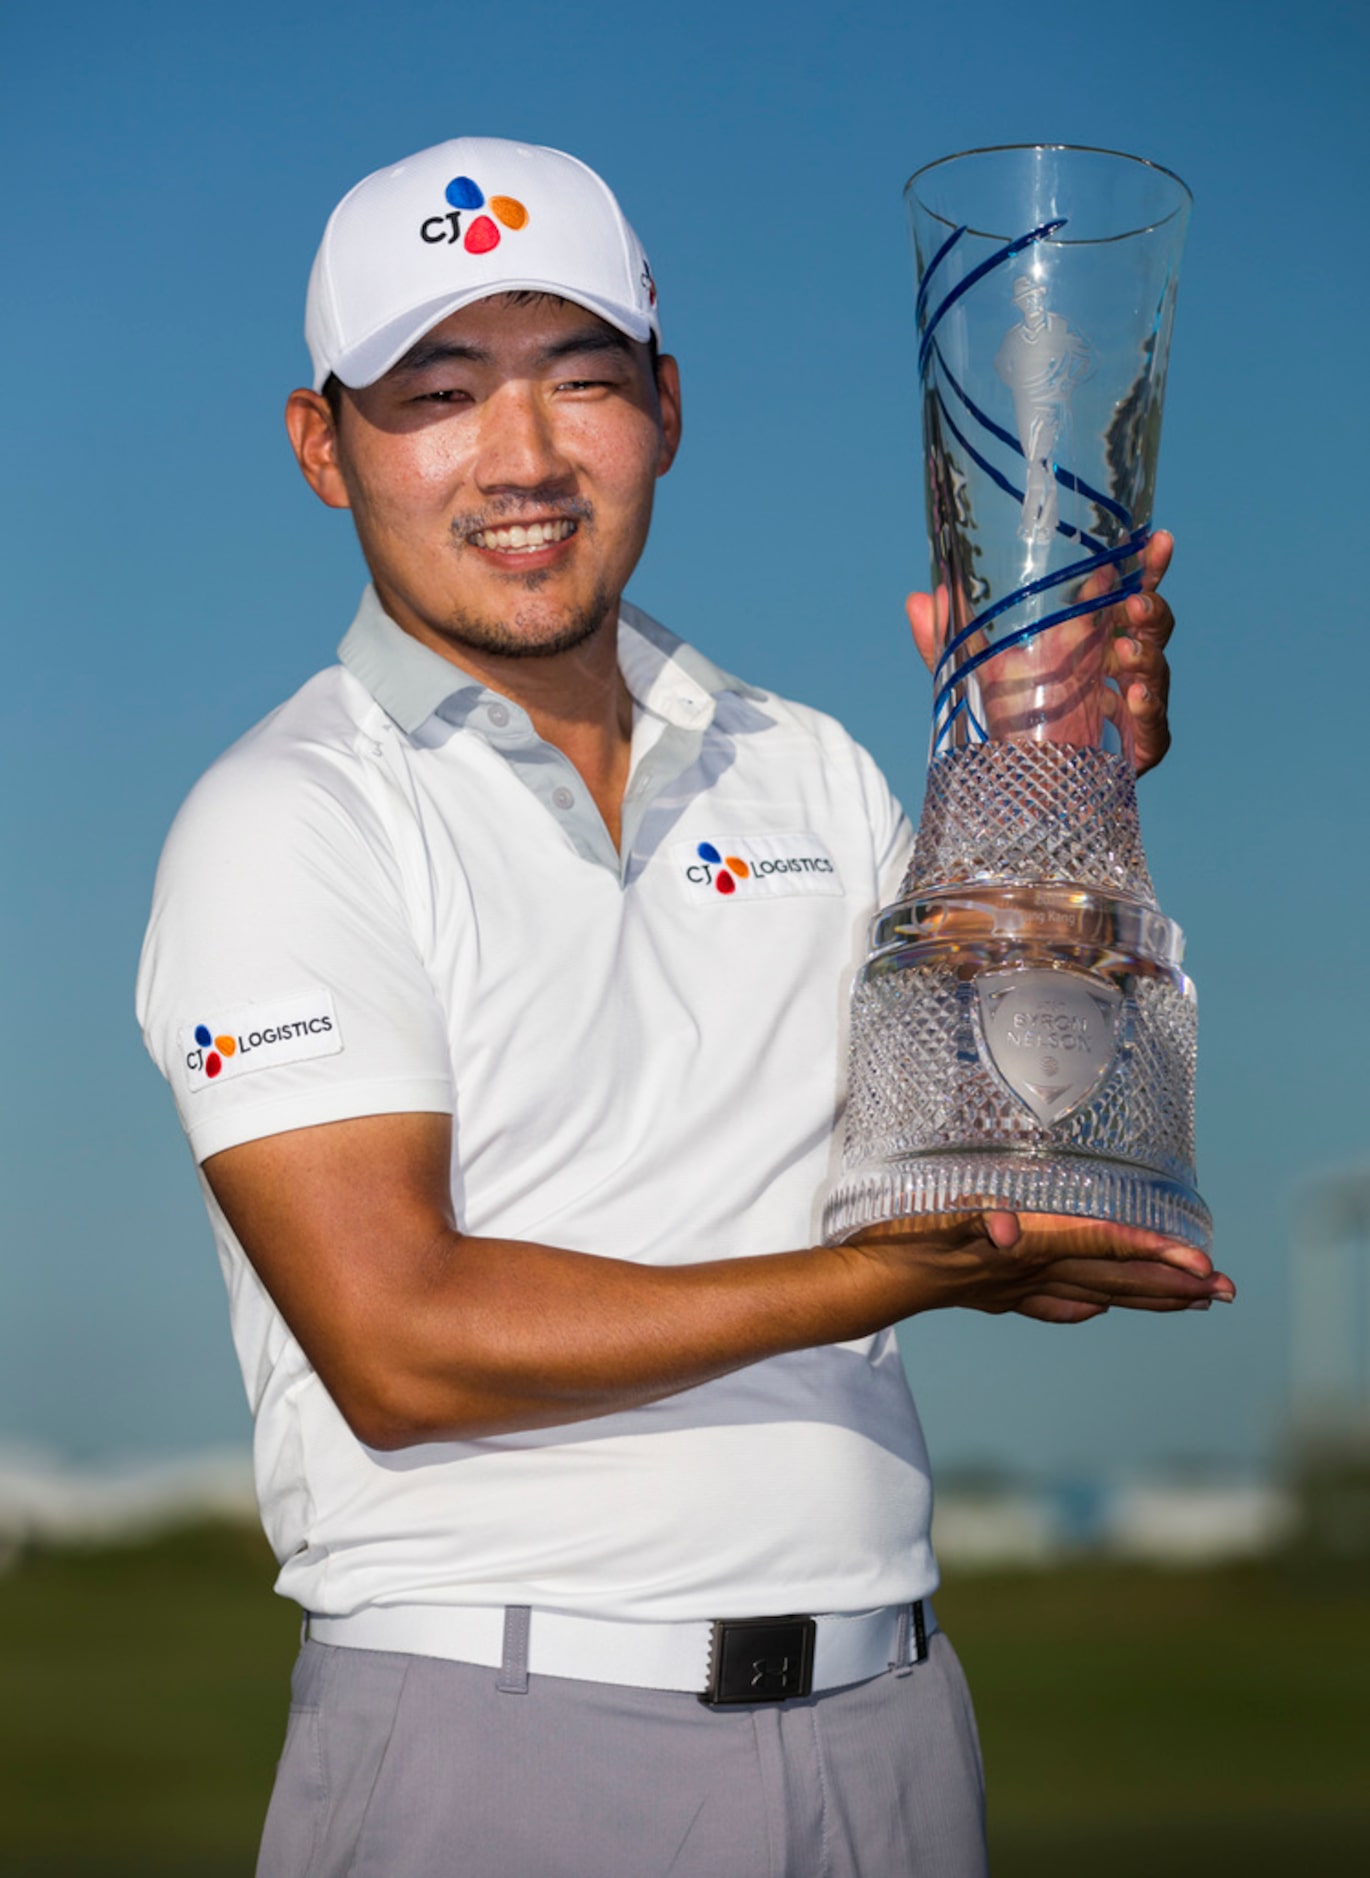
[204,1111,458,1441]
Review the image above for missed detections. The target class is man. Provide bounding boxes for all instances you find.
[137,137,1231,1878]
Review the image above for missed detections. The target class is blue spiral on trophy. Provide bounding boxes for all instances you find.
[917,222,1150,756]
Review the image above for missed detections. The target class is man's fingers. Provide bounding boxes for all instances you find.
[1118,593,1175,663]
[1014,1291,1215,1321]
[1027,1256,1230,1306]
[846,1207,1234,1322]
[1141,527,1174,592]
[1121,658,1172,773]
[1113,586,1173,766]
[866,1209,1229,1287]
[1015,1296,1111,1324]
[1114,611,1172,691]
[1010,1212,1215,1276]
[906,586,949,675]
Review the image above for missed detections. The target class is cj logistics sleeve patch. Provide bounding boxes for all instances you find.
[178,989,343,1093]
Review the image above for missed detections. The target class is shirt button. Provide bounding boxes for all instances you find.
[487,702,510,728]
[552,786,575,811]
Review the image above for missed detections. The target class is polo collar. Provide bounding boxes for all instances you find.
[337,585,761,738]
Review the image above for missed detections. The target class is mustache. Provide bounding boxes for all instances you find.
[449,494,594,541]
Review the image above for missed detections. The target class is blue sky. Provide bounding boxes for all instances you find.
[2,0,1366,1475]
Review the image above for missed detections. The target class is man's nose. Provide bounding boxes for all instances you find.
[474,383,573,492]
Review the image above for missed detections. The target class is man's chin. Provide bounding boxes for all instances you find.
[438,593,614,662]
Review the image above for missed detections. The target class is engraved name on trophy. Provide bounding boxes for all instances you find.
[824,145,1211,1252]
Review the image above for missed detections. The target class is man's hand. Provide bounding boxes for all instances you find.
[1107,529,1174,774]
[849,1206,1234,1325]
[905,530,1176,776]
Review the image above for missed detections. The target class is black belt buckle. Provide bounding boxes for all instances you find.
[700,1615,817,1706]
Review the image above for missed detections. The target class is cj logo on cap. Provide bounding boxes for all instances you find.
[420,176,529,252]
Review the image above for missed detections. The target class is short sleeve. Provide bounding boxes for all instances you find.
[849,740,915,906]
[136,729,454,1164]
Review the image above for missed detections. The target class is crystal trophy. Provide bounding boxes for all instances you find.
[824,145,1211,1251]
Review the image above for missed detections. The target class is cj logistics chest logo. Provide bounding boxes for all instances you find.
[420,175,529,252]
[674,834,845,904]
[179,990,343,1094]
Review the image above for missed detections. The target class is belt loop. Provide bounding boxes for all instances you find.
[497,1605,531,1695]
[889,1603,913,1677]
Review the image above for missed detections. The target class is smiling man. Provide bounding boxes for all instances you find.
[137,137,1230,1878]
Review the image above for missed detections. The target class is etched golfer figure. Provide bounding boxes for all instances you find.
[994,275,1093,548]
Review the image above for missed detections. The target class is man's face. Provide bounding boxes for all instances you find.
[290,294,680,667]
[1018,286,1046,330]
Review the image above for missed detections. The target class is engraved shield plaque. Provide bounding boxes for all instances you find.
[977,968,1121,1126]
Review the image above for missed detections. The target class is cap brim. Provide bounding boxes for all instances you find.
[322,283,657,390]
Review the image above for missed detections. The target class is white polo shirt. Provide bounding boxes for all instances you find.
[137,588,936,1623]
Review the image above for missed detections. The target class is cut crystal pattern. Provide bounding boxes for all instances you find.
[825,956,1207,1249]
[908,742,1156,902]
[839,967,1195,1174]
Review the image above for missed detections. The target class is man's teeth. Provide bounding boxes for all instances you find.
[470,519,576,551]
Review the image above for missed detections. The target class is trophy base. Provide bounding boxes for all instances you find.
[823,1150,1211,1251]
[823,882,1211,1252]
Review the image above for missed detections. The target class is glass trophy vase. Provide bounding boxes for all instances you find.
[824,145,1211,1253]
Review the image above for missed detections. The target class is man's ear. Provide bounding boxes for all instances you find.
[654,353,682,478]
[284,389,353,511]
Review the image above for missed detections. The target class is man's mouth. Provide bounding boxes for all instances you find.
[467,519,578,553]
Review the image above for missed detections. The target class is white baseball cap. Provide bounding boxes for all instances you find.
[304,136,660,391]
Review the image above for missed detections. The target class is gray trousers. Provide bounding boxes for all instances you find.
[257,1632,988,1877]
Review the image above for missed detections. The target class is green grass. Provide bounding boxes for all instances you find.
[936,1563,1370,1875]
[1,1529,1367,1874]
[0,1525,297,1874]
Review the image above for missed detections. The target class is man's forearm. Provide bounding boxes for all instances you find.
[325,1230,952,1447]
